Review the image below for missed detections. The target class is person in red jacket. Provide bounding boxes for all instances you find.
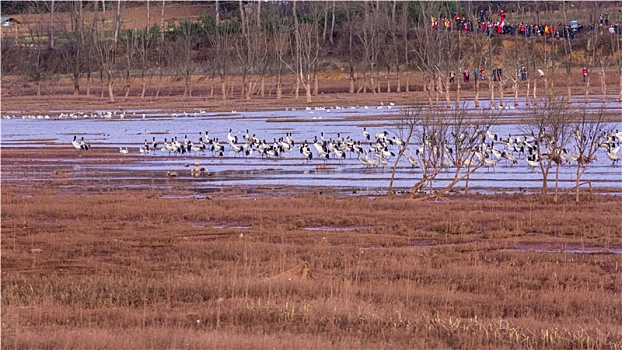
[582,67,588,83]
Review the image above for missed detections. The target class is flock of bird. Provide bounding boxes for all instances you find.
[72,124,622,179]
[5,103,399,121]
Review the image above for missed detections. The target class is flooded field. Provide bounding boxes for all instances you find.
[2,98,621,195]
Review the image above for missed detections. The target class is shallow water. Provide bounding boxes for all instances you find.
[2,100,621,195]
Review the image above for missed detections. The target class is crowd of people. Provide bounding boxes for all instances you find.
[427,8,615,85]
[431,9,622,38]
[452,65,589,85]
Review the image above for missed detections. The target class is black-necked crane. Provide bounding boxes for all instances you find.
[363,127,370,140]
[72,136,90,151]
[212,139,225,154]
[299,141,313,162]
[526,154,539,169]
[227,129,238,146]
[500,150,518,164]
[72,136,81,150]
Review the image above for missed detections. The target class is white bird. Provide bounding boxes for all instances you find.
[606,151,620,165]
[119,147,129,155]
[364,152,378,167]
[407,155,419,168]
[501,150,518,164]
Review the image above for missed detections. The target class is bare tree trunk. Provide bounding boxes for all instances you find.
[114,0,122,45]
[405,73,409,92]
[600,68,606,102]
[294,77,300,99]
[86,73,91,96]
[36,81,42,96]
[124,82,130,99]
[618,67,622,102]
[533,78,537,101]
[349,72,355,94]
[260,76,265,97]
[215,0,220,27]
[584,75,590,103]
[553,163,560,203]
[360,72,367,93]
[305,82,312,103]
[456,77,461,105]
[160,0,165,42]
[276,76,282,99]
[313,74,318,96]
[141,81,147,98]
[49,0,55,49]
[146,0,150,30]
[499,80,504,107]
[474,77,480,108]
[108,80,115,102]
[489,79,495,107]
[435,77,441,108]
[514,80,519,106]
[221,79,226,100]
[423,77,432,107]
[396,70,401,93]
[322,3,328,43]
[444,78,451,108]
[329,1,335,45]
[370,75,376,95]
[526,80,530,106]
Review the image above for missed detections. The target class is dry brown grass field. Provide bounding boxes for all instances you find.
[2,144,622,348]
[2,62,622,348]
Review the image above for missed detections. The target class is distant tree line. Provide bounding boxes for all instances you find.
[1,1,621,102]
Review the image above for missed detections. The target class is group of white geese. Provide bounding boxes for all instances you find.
[73,126,621,177]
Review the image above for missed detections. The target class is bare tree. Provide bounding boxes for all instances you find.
[173,20,200,97]
[443,105,497,195]
[503,31,530,107]
[235,1,268,100]
[343,3,358,94]
[409,107,451,195]
[60,0,89,95]
[522,96,573,201]
[135,19,158,98]
[356,1,384,94]
[120,28,138,99]
[569,104,608,203]
[271,16,291,100]
[291,1,322,103]
[18,6,51,96]
[93,0,122,102]
[209,20,234,100]
[387,104,423,194]
[1,39,18,90]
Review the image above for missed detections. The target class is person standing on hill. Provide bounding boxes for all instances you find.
[582,67,588,83]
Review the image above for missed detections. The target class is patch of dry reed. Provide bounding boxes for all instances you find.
[2,183,621,349]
